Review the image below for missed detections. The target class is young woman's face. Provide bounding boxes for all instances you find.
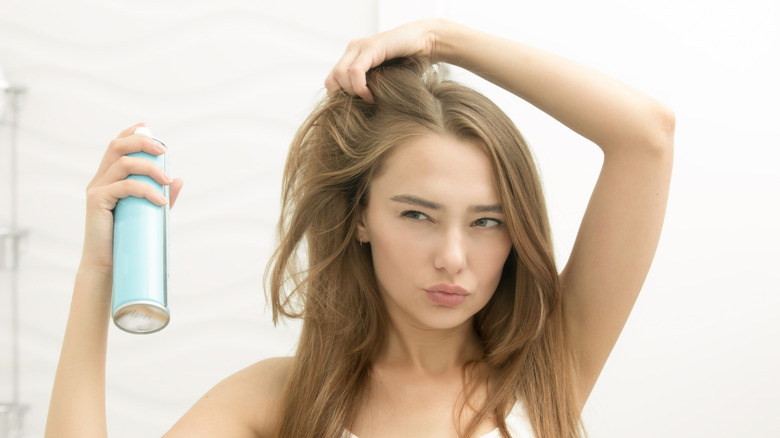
[358,134,513,331]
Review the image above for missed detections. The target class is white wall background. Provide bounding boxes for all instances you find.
[0,0,777,437]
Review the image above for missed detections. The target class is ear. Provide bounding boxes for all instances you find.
[356,205,370,244]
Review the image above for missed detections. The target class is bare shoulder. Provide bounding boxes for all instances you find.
[164,356,293,438]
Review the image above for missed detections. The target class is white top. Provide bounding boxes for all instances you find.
[344,401,535,438]
[475,402,535,438]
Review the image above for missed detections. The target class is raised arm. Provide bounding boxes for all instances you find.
[45,125,288,438]
[327,18,675,406]
[45,124,183,437]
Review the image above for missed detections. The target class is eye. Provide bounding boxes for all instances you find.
[473,217,504,228]
[401,210,430,221]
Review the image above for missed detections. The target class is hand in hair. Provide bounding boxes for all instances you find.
[324,18,442,103]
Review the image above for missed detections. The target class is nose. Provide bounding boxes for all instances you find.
[433,227,467,274]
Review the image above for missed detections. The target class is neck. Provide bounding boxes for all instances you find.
[377,317,483,375]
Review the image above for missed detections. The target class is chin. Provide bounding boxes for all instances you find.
[410,309,477,332]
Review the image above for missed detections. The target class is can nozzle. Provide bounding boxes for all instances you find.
[134,126,152,137]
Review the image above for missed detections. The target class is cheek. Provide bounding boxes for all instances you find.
[369,219,427,284]
[475,236,513,289]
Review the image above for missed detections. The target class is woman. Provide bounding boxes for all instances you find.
[46,18,674,438]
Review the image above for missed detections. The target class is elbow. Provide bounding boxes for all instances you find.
[614,100,675,161]
[600,99,676,161]
[657,102,676,151]
[645,101,676,159]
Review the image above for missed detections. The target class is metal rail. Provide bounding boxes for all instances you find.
[1,80,28,438]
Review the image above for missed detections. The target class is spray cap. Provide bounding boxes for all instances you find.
[134,126,152,137]
[132,126,165,149]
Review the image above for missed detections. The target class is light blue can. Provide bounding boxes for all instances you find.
[111,126,170,334]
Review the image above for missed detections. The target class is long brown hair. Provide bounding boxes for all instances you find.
[265,57,584,437]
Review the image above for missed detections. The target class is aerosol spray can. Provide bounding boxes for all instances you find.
[111,126,170,334]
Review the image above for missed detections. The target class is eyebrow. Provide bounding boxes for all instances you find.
[390,194,503,214]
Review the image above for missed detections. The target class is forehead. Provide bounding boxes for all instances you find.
[370,134,500,204]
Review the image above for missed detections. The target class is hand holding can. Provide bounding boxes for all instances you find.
[111,126,171,334]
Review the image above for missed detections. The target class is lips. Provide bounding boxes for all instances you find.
[425,284,469,307]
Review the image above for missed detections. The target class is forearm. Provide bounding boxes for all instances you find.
[433,19,675,154]
[45,265,112,438]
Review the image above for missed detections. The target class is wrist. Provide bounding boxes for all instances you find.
[75,262,113,290]
[429,18,472,66]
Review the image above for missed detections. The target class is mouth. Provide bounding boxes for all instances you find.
[425,284,469,307]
